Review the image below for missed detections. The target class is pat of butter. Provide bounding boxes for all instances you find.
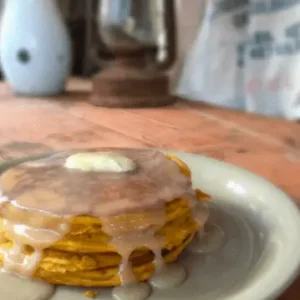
[64,152,136,173]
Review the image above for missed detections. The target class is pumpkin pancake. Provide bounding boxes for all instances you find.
[0,149,209,287]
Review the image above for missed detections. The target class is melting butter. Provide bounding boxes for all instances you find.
[64,152,137,173]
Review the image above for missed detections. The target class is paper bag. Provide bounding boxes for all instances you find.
[177,0,300,120]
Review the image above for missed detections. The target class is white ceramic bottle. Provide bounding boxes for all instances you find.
[0,0,72,96]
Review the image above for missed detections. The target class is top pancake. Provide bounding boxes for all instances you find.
[0,148,192,218]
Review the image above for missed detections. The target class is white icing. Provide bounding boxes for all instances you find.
[149,264,186,289]
[64,152,137,173]
[112,283,151,300]
[0,204,259,300]
[0,273,55,300]
[192,202,209,227]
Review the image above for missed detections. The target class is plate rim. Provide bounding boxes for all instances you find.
[169,150,300,300]
[0,149,299,300]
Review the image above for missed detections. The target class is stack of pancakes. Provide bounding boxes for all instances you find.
[0,150,209,287]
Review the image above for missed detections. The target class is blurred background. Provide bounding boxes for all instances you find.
[0,0,298,119]
[0,0,203,78]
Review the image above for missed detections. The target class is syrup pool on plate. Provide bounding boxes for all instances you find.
[187,223,226,254]
[112,283,152,300]
[149,263,187,289]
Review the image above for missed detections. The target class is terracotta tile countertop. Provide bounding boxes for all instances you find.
[0,78,299,299]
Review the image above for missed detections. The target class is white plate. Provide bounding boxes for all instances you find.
[1,150,300,300]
